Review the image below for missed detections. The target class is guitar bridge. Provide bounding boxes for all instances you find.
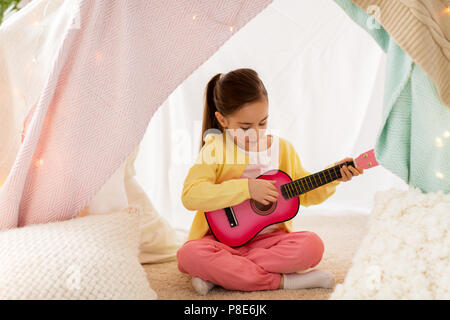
[224,207,238,228]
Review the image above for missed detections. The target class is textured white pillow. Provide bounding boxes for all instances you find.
[87,158,129,215]
[331,187,450,300]
[0,207,157,300]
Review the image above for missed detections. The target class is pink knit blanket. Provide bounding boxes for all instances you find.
[0,0,272,230]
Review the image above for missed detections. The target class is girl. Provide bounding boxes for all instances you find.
[177,68,363,295]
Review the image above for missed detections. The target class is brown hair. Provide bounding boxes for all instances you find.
[201,68,268,149]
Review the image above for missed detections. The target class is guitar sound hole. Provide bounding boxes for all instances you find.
[254,201,273,211]
[250,199,277,216]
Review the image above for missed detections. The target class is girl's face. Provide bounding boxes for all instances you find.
[215,98,269,151]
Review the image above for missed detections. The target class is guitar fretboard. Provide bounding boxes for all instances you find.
[280,161,354,199]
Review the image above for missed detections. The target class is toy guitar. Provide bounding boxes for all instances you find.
[205,149,379,247]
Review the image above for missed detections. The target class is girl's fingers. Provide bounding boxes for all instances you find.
[348,166,360,176]
[338,168,343,180]
[350,165,364,176]
[267,180,278,191]
[339,167,347,181]
[345,167,353,180]
[267,180,277,187]
[268,190,279,198]
[341,166,352,180]
[336,157,364,181]
[266,194,278,202]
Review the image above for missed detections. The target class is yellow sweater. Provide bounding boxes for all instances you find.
[181,132,341,241]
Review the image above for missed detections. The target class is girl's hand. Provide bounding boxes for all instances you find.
[334,157,364,182]
[248,179,279,205]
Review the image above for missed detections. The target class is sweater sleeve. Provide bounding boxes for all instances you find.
[181,136,251,212]
[291,150,340,207]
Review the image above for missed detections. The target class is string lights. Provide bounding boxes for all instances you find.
[20,0,448,188]
[95,51,102,62]
[35,159,44,168]
[435,172,444,180]
[11,2,52,170]
[95,1,246,64]
[433,130,449,180]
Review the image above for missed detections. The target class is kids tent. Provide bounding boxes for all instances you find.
[0,0,273,233]
[0,0,448,250]
[0,0,449,300]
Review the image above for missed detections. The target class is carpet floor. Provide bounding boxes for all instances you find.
[142,214,369,300]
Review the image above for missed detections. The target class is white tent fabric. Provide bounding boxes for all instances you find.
[0,0,76,186]
[0,0,272,230]
[134,0,408,233]
[0,0,408,236]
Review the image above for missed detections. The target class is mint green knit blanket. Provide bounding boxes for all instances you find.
[334,0,450,193]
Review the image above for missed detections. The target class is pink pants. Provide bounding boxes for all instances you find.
[177,230,324,291]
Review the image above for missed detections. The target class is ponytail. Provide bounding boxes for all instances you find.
[200,73,223,149]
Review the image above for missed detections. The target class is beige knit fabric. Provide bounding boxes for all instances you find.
[0,207,157,300]
[351,0,450,108]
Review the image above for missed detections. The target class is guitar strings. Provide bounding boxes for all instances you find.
[282,163,348,199]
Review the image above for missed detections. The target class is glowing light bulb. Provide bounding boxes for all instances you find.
[445,7,450,14]
[32,57,37,63]
[435,137,443,147]
[35,159,44,167]
[12,87,20,97]
[33,20,40,26]
[444,131,450,138]
[192,15,197,20]
[435,171,444,179]
[95,52,102,62]
[229,26,234,32]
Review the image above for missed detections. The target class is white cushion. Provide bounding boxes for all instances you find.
[0,207,157,300]
[87,159,129,215]
[330,187,450,299]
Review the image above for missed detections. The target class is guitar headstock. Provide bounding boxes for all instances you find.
[354,149,379,170]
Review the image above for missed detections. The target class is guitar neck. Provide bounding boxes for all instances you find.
[280,160,354,199]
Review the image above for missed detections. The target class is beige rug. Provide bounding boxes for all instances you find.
[142,214,369,300]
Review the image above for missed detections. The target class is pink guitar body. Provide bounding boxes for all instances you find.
[205,170,298,248]
[205,149,378,247]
